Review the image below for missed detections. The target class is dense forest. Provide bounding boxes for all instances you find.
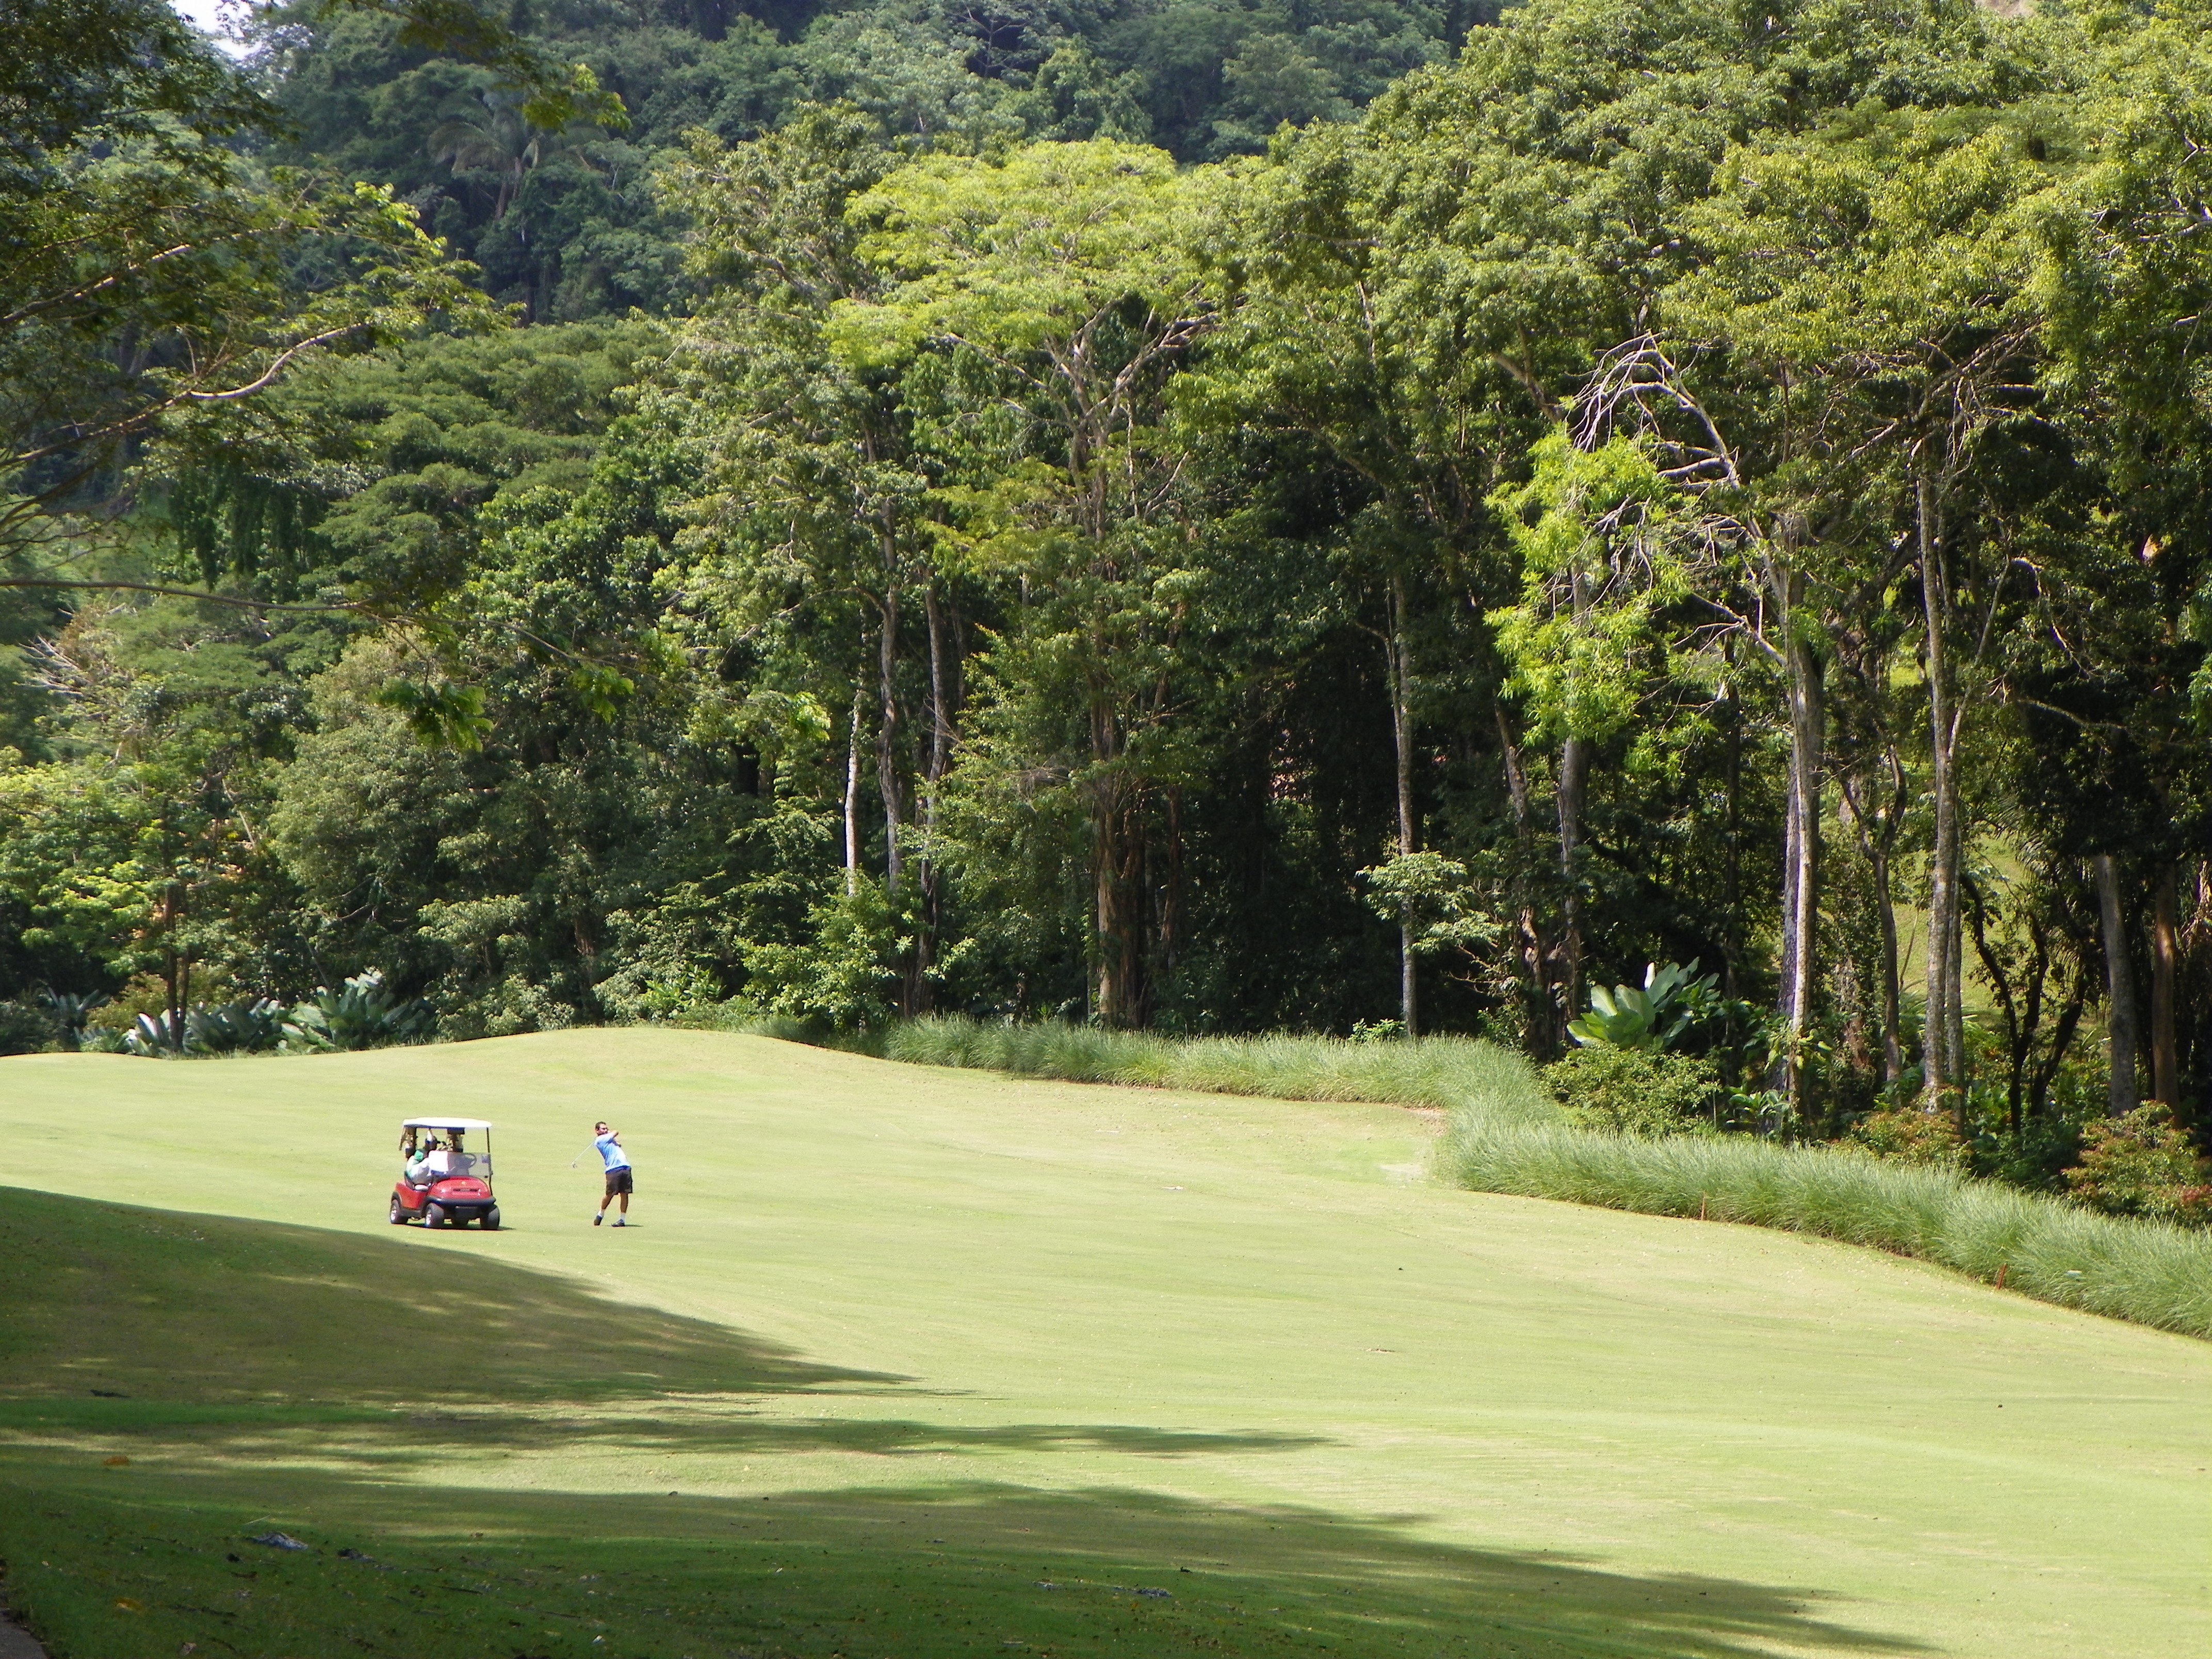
[4,0,2209,1190]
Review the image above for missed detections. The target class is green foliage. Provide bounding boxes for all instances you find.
[1358,852,1507,967]
[1543,1046,1718,1138]
[0,1000,61,1056]
[375,679,493,750]
[1849,1107,1970,1170]
[279,969,433,1052]
[741,882,907,1032]
[2065,1105,2212,1229]
[1566,962,1720,1052]
[3,17,496,545]
[1443,1116,2212,1341]
[8,0,2212,1157]
[254,0,1460,327]
[1487,434,1703,750]
[122,998,287,1058]
[189,998,288,1055]
[40,991,110,1044]
[834,140,1218,370]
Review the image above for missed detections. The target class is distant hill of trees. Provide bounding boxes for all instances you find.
[258,0,1493,316]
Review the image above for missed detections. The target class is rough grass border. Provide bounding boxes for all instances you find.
[883,1015,1562,1122]
[1442,1116,2212,1341]
[681,1007,1562,1123]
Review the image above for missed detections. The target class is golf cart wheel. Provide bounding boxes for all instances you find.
[424,1202,447,1229]
[481,1206,500,1231]
[388,1195,406,1226]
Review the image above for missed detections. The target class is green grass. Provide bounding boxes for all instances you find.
[727,1012,2203,1343]
[1441,1117,2212,1341]
[0,1029,2207,1658]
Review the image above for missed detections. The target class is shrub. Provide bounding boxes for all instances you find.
[1542,1046,1718,1137]
[122,1009,189,1056]
[79,974,172,1038]
[1567,961,1720,1050]
[281,970,433,1053]
[439,975,577,1040]
[40,991,109,1046]
[741,885,903,1032]
[122,999,286,1057]
[1848,1105,1969,1169]
[0,999,61,1056]
[188,999,286,1055]
[2065,1104,2212,1227]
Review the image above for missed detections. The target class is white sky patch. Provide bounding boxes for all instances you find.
[170,0,252,57]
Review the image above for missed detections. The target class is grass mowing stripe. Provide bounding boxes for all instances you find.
[725,1013,2212,1342]
[1442,1117,2212,1339]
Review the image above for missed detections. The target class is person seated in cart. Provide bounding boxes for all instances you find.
[389,1117,500,1229]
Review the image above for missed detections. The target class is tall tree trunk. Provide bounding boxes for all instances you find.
[2008,913,2047,1141]
[1722,678,1742,988]
[1555,567,1592,1028]
[2151,859,2179,1105]
[1089,676,1149,1027]
[875,585,903,893]
[1161,785,1184,997]
[1093,777,1147,1028]
[1918,481,1964,1118]
[1556,731,1588,1028]
[842,683,864,899]
[1841,774,1906,1088]
[2094,852,2140,1116]
[164,863,189,1036]
[1719,674,1748,1088]
[908,581,955,1016]
[1874,844,1903,1088]
[2027,969,2088,1124]
[1771,578,1824,1116]
[166,945,186,1033]
[1966,875,2035,1140]
[1494,703,1557,1057]
[1385,570,1418,1038]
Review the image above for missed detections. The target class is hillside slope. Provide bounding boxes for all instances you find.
[0,1029,2204,1657]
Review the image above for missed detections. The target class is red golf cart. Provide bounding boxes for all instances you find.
[390,1116,501,1230]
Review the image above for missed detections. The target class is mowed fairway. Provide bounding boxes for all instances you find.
[0,1030,2205,1659]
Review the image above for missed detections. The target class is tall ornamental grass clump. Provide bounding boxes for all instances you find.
[1443,1116,2212,1340]
[883,1015,1560,1125]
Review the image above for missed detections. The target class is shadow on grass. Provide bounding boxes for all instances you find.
[0,1188,1321,1460]
[0,1396,1328,1463]
[0,1186,884,1405]
[0,1470,1927,1659]
[0,1189,1924,1658]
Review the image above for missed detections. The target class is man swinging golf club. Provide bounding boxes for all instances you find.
[590,1120,632,1226]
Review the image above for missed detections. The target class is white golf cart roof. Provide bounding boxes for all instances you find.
[401,1117,494,1132]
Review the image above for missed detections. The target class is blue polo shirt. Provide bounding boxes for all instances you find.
[595,1133,629,1172]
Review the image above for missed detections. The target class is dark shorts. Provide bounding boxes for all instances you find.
[604,1166,633,1197]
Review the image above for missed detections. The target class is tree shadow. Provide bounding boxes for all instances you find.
[0,1471,1932,1659]
[0,1189,1325,1463]
[0,1189,1932,1658]
[0,1396,1331,1466]
[0,1186,886,1404]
